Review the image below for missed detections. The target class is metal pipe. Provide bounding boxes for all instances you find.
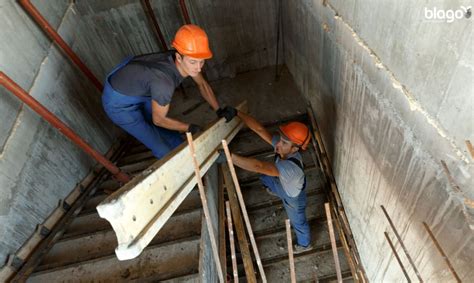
[179,0,191,24]
[0,71,130,183]
[141,0,168,51]
[19,0,103,91]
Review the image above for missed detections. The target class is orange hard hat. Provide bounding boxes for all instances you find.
[279,122,311,150]
[172,24,213,59]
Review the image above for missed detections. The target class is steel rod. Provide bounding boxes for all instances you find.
[0,71,129,183]
[325,203,343,283]
[422,222,461,282]
[19,0,103,91]
[186,133,224,282]
[141,0,168,51]
[179,0,192,24]
[222,140,267,282]
[285,219,297,283]
[380,205,423,282]
[384,232,411,282]
[226,201,239,282]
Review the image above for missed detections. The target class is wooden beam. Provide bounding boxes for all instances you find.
[325,203,342,283]
[186,133,224,282]
[218,169,227,279]
[226,201,239,282]
[97,101,247,260]
[222,165,257,283]
[285,219,296,283]
[222,140,267,282]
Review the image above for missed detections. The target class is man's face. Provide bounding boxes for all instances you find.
[275,135,298,157]
[179,54,205,77]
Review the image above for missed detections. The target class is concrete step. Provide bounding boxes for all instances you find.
[36,208,202,272]
[28,236,201,282]
[65,188,202,238]
[248,193,325,235]
[261,247,351,282]
[80,187,201,216]
[241,167,325,208]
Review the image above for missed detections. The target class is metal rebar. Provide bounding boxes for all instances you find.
[380,205,423,282]
[19,0,103,91]
[422,222,461,282]
[0,72,129,183]
[384,232,411,282]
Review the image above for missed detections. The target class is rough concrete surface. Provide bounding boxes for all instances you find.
[283,0,473,281]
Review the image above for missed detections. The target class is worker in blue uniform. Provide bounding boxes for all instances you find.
[219,109,313,253]
[102,24,236,158]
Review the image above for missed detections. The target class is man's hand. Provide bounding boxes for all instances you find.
[187,124,202,135]
[216,106,238,122]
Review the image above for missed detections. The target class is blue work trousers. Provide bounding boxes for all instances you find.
[102,57,182,158]
[260,175,311,247]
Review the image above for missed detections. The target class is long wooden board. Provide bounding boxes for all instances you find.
[97,101,247,260]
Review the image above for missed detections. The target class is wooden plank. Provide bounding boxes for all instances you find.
[222,165,257,283]
[218,169,227,279]
[222,140,267,282]
[186,133,224,282]
[325,203,342,283]
[226,201,239,282]
[97,101,247,260]
[285,219,296,283]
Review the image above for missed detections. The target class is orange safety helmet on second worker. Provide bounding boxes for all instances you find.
[172,24,213,59]
[279,122,311,150]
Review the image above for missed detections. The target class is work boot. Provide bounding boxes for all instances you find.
[293,244,313,254]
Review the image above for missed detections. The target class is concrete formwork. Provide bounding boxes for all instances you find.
[283,0,473,281]
[0,0,280,266]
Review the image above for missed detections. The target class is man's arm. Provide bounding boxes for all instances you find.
[231,153,279,177]
[237,111,273,145]
[152,100,190,132]
[191,73,219,111]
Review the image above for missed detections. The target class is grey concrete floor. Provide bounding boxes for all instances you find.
[169,65,308,127]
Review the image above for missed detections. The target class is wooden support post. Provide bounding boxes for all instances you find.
[221,165,257,283]
[325,203,342,283]
[285,219,296,283]
[222,140,267,282]
[187,133,224,282]
[218,170,227,278]
[226,201,239,282]
[307,105,367,281]
[97,101,247,260]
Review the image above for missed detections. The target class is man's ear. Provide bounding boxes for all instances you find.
[175,53,183,62]
[290,146,299,154]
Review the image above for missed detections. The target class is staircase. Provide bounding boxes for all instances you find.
[27,115,354,282]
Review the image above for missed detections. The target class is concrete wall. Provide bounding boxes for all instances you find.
[0,0,279,268]
[282,0,473,281]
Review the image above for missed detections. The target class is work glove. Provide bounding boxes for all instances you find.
[215,149,227,164]
[216,106,238,123]
[187,123,202,135]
